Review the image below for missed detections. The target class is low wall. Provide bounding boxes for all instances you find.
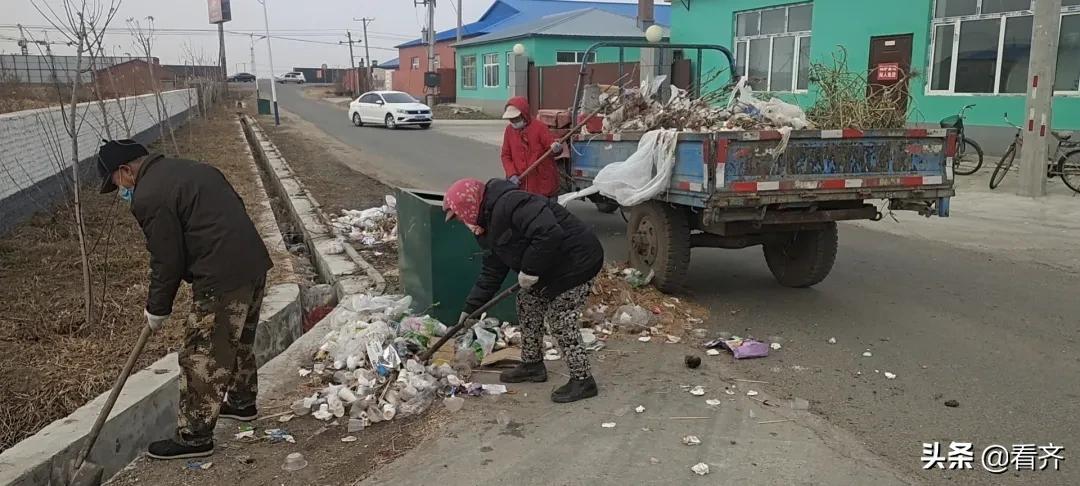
[0,89,199,233]
[240,115,384,298]
[0,118,302,486]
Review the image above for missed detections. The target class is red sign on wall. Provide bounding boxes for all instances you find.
[876,62,900,81]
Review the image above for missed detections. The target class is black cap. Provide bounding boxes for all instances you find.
[97,139,148,193]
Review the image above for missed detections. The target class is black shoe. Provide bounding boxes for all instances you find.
[551,376,598,403]
[499,361,548,383]
[219,403,258,421]
[146,439,214,460]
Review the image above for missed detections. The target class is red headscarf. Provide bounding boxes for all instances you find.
[444,178,486,226]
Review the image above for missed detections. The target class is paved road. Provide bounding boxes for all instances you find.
[269,82,1080,484]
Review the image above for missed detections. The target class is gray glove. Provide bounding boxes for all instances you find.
[145,309,169,332]
[518,273,540,289]
[550,142,563,154]
[509,175,521,185]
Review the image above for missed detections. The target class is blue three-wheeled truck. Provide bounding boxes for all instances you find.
[565,43,956,292]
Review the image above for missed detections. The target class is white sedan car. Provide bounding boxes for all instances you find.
[348,91,432,129]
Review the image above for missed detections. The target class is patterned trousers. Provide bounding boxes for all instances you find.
[517,281,592,380]
[177,277,264,446]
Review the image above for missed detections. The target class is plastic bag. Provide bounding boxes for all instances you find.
[559,129,680,207]
[399,315,448,337]
[613,304,652,331]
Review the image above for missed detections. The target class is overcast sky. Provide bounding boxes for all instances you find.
[1,0,502,75]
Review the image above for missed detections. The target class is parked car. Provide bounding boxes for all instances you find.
[276,72,306,84]
[348,91,432,129]
[227,72,256,82]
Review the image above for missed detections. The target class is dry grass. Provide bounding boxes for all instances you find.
[0,95,277,450]
[806,48,915,130]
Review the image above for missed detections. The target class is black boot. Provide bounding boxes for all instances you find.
[146,439,214,460]
[499,361,548,383]
[551,376,598,403]
[219,403,258,421]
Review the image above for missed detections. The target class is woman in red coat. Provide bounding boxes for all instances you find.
[500,96,564,197]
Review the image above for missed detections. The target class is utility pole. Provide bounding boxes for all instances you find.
[341,31,359,95]
[217,22,227,83]
[1018,0,1062,197]
[427,0,436,106]
[354,17,375,86]
[260,0,280,125]
[456,0,462,44]
[250,34,260,101]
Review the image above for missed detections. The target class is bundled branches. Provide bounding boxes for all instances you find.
[806,47,914,130]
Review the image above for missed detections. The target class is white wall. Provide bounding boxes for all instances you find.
[0,88,196,203]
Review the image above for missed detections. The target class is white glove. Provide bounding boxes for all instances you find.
[518,273,540,289]
[145,309,169,332]
[458,311,470,326]
[550,142,563,154]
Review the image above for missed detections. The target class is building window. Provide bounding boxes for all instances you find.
[410,57,420,70]
[483,53,500,87]
[555,51,597,64]
[733,3,812,92]
[433,54,441,70]
[505,51,512,86]
[461,55,477,89]
[929,0,1080,94]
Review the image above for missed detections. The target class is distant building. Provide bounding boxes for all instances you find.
[392,0,671,101]
[92,58,176,97]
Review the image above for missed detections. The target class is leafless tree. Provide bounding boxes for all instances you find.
[127,15,179,153]
[31,0,123,330]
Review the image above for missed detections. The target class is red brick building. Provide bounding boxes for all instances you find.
[92,59,175,98]
[392,42,457,100]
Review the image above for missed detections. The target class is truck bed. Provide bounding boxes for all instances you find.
[571,128,957,212]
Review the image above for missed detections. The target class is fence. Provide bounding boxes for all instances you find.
[0,54,143,84]
[0,88,198,233]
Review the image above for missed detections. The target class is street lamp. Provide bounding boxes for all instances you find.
[645,24,664,43]
[258,0,280,125]
[513,43,526,56]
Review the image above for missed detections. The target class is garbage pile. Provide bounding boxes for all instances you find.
[292,293,515,432]
[581,264,709,341]
[330,195,398,247]
[600,76,812,134]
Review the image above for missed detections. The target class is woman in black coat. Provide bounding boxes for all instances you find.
[444,178,604,403]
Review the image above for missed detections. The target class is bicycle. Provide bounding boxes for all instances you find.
[989,113,1080,194]
[939,104,984,176]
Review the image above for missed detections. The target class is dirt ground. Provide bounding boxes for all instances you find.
[108,390,445,486]
[260,111,400,289]
[0,95,291,451]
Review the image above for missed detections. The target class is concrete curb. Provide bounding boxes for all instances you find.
[239,114,385,298]
[0,119,305,486]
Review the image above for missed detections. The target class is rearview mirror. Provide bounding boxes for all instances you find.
[376,100,384,105]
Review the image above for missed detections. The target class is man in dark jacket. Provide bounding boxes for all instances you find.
[97,139,273,460]
[445,178,603,402]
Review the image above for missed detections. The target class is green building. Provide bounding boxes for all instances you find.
[454,8,669,114]
[671,0,1080,153]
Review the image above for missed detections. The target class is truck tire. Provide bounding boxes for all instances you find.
[762,222,838,288]
[628,201,691,293]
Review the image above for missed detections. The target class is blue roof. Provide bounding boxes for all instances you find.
[379,57,400,69]
[395,0,670,48]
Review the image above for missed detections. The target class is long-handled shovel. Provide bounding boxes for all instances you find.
[56,325,153,486]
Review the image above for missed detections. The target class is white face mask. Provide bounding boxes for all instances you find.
[510,120,526,129]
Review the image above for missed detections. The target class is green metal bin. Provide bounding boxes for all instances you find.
[396,188,517,325]
[257,98,272,115]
